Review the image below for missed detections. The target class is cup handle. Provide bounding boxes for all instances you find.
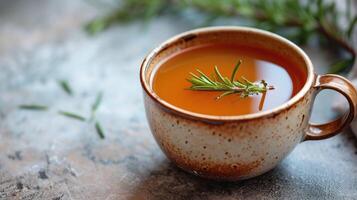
[304,74,357,141]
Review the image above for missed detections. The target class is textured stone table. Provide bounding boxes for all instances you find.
[0,1,356,199]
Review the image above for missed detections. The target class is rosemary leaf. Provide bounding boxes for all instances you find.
[216,91,235,100]
[85,18,110,35]
[58,80,73,95]
[214,66,226,83]
[89,91,103,121]
[241,76,254,86]
[95,121,105,139]
[231,60,242,82]
[196,69,215,85]
[19,104,48,111]
[143,0,164,22]
[58,111,86,121]
[91,92,103,113]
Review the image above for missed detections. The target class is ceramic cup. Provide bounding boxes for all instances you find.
[140,26,357,181]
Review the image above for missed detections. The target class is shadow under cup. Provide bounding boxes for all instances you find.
[140,27,356,181]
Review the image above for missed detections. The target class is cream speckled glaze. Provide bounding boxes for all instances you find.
[140,26,357,181]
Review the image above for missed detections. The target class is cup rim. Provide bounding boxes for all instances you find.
[140,26,315,122]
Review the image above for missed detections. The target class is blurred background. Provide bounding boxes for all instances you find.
[0,0,356,199]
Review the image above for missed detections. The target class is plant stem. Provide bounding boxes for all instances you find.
[95,121,105,139]
[58,80,73,95]
[58,111,86,121]
[19,105,48,111]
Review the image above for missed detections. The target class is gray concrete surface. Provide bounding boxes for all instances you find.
[0,1,356,199]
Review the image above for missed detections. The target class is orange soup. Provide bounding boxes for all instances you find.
[152,43,306,116]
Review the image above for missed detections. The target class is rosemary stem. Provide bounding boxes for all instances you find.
[187,61,274,99]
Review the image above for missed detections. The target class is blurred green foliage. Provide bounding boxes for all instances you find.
[86,0,356,73]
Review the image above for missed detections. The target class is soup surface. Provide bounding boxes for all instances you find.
[152,43,306,116]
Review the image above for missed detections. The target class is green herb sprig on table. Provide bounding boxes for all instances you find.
[85,0,356,73]
[19,104,48,111]
[58,111,87,121]
[19,81,106,139]
[58,80,73,96]
[187,60,274,99]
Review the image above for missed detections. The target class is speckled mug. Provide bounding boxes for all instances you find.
[140,27,357,181]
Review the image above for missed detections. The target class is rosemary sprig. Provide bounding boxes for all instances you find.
[90,92,103,121]
[19,104,48,111]
[58,80,73,96]
[187,60,274,99]
[91,92,103,112]
[58,111,87,121]
[86,0,356,73]
[95,121,105,139]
